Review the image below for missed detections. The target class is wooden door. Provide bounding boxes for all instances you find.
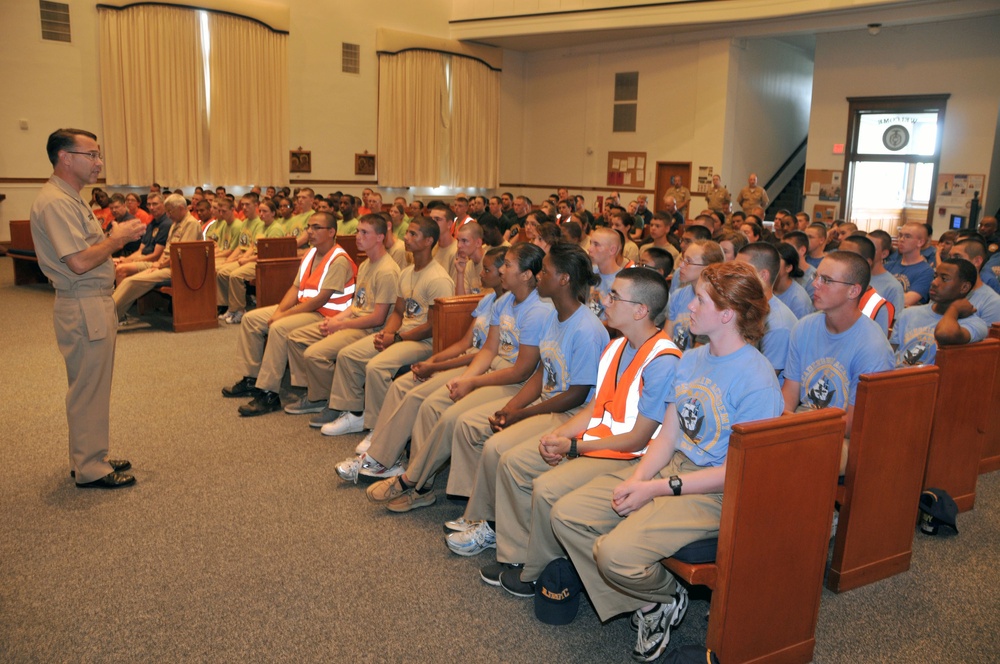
[654,162,692,213]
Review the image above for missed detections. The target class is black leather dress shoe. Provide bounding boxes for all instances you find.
[222,376,258,398]
[238,391,282,417]
[76,471,136,489]
[70,459,131,478]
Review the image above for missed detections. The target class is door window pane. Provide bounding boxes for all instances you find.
[856,112,938,156]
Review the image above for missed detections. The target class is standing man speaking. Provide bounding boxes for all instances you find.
[30,129,144,489]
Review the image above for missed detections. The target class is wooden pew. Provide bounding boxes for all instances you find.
[164,241,218,332]
[827,366,939,593]
[663,408,846,664]
[7,219,48,286]
[253,237,299,308]
[983,323,1000,474]
[431,294,486,354]
[924,338,1000,511]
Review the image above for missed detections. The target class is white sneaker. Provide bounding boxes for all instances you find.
[354,432,373,455]
[446,521,496,557]
[336,454,365,483]
[358,458,405,480]
[320,412,365,437]
[444,517,476,533]
[226,310,244,325]
[218,310,231,321]
[632,586,689,662]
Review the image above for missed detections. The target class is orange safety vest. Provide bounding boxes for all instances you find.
[582,331,682,460]
[859,287,893,334]
[297,244,357,317]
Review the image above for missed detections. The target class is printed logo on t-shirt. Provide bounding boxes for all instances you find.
[588,288,605,319]
[472,325,486,349]
[404,298,422,319]
[801,358,849,410]
[539,342,569,397]
[898,326,935,367]
[672,314,693,350]
[675,378,729,457]
[355,287,368,310]
[893,272,911,292]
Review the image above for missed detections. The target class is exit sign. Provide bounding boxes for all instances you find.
[833,143,845,154]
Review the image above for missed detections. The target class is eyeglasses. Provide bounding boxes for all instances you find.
[603,291,643,306]
[307,224,333,231]
[66,150,103,161]
[814,274,856,287]
[681,256,707,267]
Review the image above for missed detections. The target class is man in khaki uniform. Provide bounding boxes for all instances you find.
[663,176,691,221]
[113,193,201,323]
[703,173,731,216]
[736,172,769,215]
[30,128,145,488]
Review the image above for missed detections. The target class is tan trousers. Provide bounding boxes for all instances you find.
[462,411,573,523]
[54,293,117,483]
[112,267,171,320]
[364,367,465,469]
[328,334,433,428]
[235,305,324,394]
[495,440,631,577]
[404,385,520,492]
[551,453,722,621]
[286,323,368,401]
[216,261,240,307]
[225,262,257,311]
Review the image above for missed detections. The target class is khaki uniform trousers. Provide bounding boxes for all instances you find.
[495,441,632,578]
[235,305,324,394]
[404,383,519,493]
[112,267,171,320]
[551,453,722,621]
[217,261,256,311]
[462,411,574,523]
[364,367,466,469]
[54,292,117,483]
[328,335,433,428]
[286,322,368,402]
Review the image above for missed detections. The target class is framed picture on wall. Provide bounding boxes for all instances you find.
[290,149,311,173]
[355,153,376,176]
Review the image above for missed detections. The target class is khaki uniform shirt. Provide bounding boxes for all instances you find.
[737,186,769,214]
[665,186,691,214]
[352,252,401,333]
[704,186,731,214]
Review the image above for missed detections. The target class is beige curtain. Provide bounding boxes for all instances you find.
[99,6,205,185]
[447,56,500,188]
[207,13,288,186]
[377,51,447,187]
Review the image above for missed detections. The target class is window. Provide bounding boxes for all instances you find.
[613,71,638,133]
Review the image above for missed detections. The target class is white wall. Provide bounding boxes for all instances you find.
[804,16,1000,235]
[725,38,814,194]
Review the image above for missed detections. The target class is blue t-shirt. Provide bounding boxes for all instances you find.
[786,312,894,409]
[588,266,619,320]
[538,305,609,401]
[805,254,824,270]
[667,284,697,350]
[921,245,937,267]
[968,284,1000,325]
[890,303,989,367]
[870,271,905,326]
[670,344,784,467]
[470,291,498,350]
[760,295,798,383]
[492,289,553,363]
[981,253,1000,295]
[776,280,814,319]
[796,264,817,300]
[885,256,934,304]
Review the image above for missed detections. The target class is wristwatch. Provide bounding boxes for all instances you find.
[669,475,682,496]
[393,332,403,343]
[567,438,579,459]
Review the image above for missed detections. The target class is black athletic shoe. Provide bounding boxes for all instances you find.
[238,391,282,416]
[222,376,257,398]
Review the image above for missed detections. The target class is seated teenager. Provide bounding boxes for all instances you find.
[735,242,798,382]
[481,269,680,598]
[364,243,552,510]
[587,227,632,320]
[665,239,724,350]
[890,257,988,367]
[550,261,784,661]
[837,235,898,336]
[318,216,454,437]
[884,222,934,306]
[782,251,894,474]
[774,242,815,318]
[334,246,507,482]
[221,213,357,416]
[949,239,1000,324]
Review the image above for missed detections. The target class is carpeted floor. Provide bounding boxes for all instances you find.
[0,257,997,663]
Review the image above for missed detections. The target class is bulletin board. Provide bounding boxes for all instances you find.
[607,151,646,187]
[805,169,842,202]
